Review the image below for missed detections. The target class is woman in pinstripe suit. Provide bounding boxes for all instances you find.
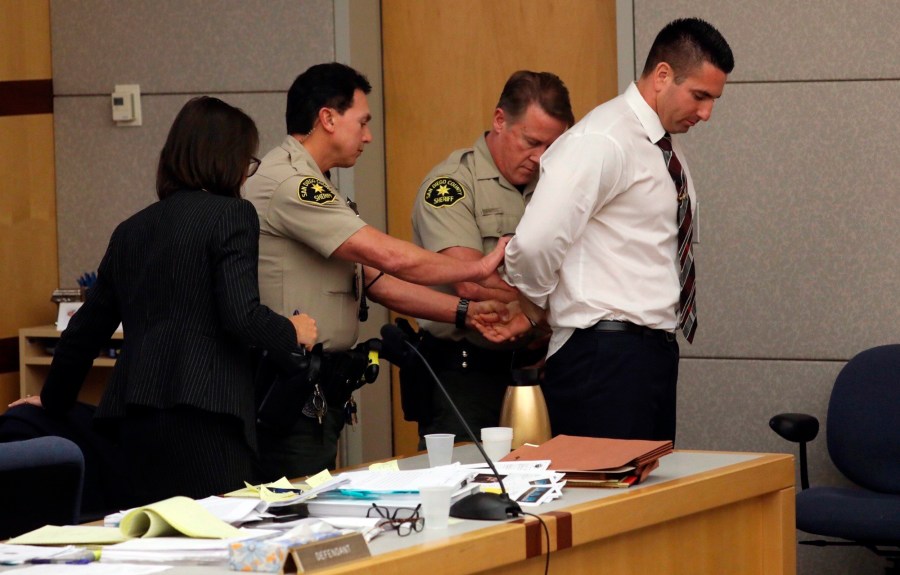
[11,97,317,506]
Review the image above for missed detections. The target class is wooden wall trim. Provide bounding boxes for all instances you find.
[0,79,53,116]
[0,336,19,374]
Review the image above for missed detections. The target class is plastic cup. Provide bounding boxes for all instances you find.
[424,433,454,467]
[481,426,513,461]
[419,485,455,529]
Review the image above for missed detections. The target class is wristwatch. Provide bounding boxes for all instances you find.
[455,298,470,329]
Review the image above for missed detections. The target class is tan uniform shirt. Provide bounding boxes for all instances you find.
[245,136,365,351]
[412,134,532,344]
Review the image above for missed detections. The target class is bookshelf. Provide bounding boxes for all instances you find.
[18,325,122,404]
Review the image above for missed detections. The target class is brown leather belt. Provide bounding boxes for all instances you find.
[591,320,676,342]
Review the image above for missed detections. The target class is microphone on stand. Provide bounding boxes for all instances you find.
[380,323,521,520]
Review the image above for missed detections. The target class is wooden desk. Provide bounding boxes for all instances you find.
[0,450,795,575]
[317,449,796,575]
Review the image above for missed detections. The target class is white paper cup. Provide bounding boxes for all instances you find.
[424,433,455,467]
[419,485,456,529]
[481,426,513,461]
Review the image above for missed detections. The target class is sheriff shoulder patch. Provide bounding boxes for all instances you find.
[297,177,337,205]
[424,177,466,208]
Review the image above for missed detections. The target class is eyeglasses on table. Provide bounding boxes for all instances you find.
[366,502,424,536]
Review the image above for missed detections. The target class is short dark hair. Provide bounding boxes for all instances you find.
[496,70,574,127]
[156,96,258,200]
[286,62,372,135]
[641,18,734,81]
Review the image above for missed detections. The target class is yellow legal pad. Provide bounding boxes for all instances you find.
[119,496,242,538]
[8,495,241,545]
[7,525,127,545]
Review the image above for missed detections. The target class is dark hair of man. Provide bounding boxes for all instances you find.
[496,70,575,127]
[640,17,735,81]
[156,96,258,200]
[286,62,373,135]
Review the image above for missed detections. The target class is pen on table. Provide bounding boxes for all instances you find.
[29,549,100,565]
[266,486,305,494]
[29,558,92,565]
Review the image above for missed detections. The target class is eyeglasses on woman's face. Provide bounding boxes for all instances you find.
[247,157,261,178]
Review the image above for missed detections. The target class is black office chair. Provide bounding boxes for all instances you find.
[770,344,900,574]
[0,436,85,539]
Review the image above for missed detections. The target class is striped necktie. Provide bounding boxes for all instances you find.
[657,134,697,343]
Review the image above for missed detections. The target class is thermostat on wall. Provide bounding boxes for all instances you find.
[111,92,133,121]
[112,84,142,126]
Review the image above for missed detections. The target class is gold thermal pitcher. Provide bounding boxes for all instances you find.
[499,367,551,449]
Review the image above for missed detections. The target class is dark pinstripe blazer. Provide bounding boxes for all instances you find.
[41,189,298,448]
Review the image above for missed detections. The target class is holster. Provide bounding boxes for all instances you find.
[394,319,433,423]
[317,344,372,406]
[255,340,381,435]
[255,345,322,435]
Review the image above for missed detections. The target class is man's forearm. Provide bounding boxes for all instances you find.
[368,272,460,324]
[442,246,517,303]
[334,226,490,285]
[454,279,518,303]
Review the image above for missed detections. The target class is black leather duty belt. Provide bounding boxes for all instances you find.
[591,320,677,342]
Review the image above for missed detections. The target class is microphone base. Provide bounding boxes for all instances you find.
[449,492,522,520]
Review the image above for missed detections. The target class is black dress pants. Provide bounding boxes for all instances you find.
[542,328,679,441]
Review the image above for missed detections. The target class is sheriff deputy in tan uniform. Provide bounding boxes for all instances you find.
[410,71,574,445]
[245,62,511,480]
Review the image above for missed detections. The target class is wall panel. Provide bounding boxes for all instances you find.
[0,115,59,323]
[53,92,287,285]
[685,81,900,359]
[633,1,900,82]
[0,0,56,386]
[51,0,334,94]
[0,0,51,80]
[51,0,336,283]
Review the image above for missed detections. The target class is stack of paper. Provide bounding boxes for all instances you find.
[306,485,479,518]
[0,544,83,566]
[101,531,275,565]
[306,465,478,518]
[337,464,473,493]
[102,495,279,564]
[502,435,674,487]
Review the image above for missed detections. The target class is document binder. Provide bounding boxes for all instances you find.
[502,435,673,486]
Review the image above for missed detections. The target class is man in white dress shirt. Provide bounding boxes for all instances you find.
[504,18,734,441]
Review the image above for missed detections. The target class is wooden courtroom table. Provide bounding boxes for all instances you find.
[0,448,795,574]
[318,448,797,575]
